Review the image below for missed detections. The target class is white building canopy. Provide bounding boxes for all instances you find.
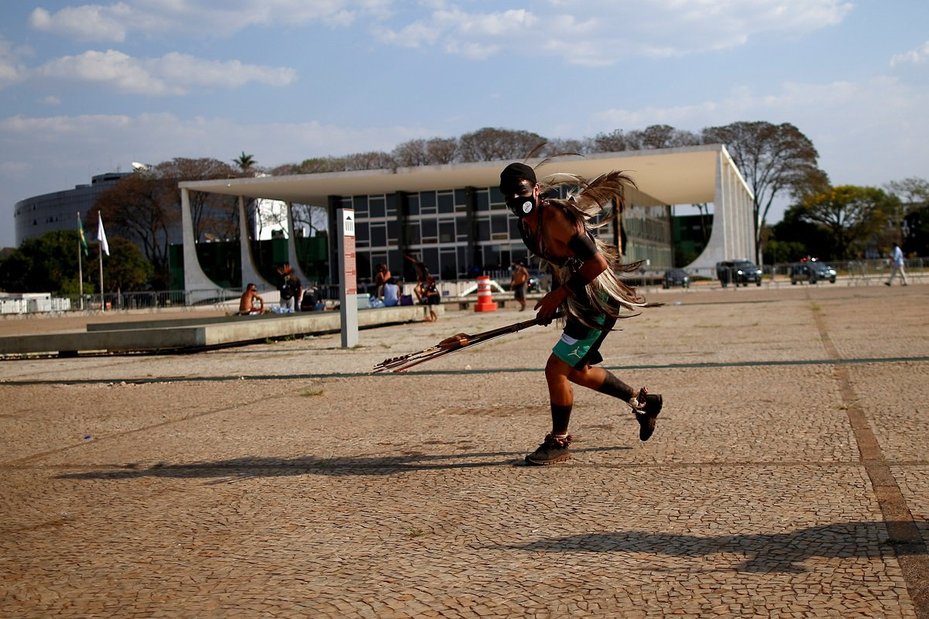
[178,144,754,300]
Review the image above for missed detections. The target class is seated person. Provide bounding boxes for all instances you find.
[238,283,266,315]
[300,287,317,312]
[382,277,400,307]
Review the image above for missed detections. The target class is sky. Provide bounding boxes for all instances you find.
[1,0,928,248]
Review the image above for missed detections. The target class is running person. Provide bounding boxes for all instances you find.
[499,162,663,465]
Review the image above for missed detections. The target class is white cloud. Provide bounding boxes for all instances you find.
[33,50,296,95]
[26,0,854,66]
[890,40,929,67]
[28,1,392,41]
[372,0,851,65]
[0,37,28,88]
[29,5,132,43]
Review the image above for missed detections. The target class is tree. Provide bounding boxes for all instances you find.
[0,230,91,295]
[393,139,431,167]
[456,127,546,162]
[885,177,929,254]
[592,129,629,152]
[234,152,257,176]
[425,137,459,164]
[94,173,174,288]
[701,121,825,261]
[795,185,898,259]
[157,158,238,241]
[88,236,153,292]
[637,124,700,150]
[769,207,832,261]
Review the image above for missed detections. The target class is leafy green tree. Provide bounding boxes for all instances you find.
[767,206,830,261]
[234,152,257,175]
[885,177,929,255]
[88,236,153,292]
[0,230,93,294]
[795,185,898,259]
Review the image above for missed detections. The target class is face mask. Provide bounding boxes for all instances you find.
[506,194,536,218]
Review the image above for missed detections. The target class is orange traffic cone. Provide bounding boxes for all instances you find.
[474,275,497,312]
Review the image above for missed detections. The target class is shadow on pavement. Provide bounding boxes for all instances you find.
[55,445,631,480]
[501,521,928,574]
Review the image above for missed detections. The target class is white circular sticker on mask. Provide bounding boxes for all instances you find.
[521,200,533,214]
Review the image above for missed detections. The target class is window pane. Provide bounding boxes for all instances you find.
[476,190,490,212]
[387,219,400,243]
[491,214,509,235]
[420,191,436,214]
[478,218,490,241]
[439,221,455,243]
[371,224,387,247]
[369,196,386,218]
[438,192,454,214]
[421,219,437,242]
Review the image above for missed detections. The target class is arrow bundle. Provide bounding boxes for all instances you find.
[373,314,558,373]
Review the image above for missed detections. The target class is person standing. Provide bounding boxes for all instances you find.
[499,162,663,465]
[374,263,391,299]
[886,243,909,286]
[510,260,530,311]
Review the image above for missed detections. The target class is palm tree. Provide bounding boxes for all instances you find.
[234,152,256,176]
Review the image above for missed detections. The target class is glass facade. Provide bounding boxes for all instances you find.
[342,182,672,288]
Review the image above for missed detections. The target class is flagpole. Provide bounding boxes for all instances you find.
[96,214,109,312]
[99,240,105,312]
[77,212,84,311]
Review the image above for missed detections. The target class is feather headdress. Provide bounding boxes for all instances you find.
[534,169,646,323]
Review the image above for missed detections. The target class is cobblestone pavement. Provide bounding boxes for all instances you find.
[2,284,928,618]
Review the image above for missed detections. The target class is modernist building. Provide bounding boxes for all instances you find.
[14,172,130,246]
[178,144,754,303]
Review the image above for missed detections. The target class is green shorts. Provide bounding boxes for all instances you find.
[552,315,614,369]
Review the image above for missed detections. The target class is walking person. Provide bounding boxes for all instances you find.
[510,259,530,311]
[499,162,663,465]
[885,243,909,286]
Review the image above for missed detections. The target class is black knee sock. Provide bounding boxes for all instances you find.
[551,404,572,436]
[596,372,635,402]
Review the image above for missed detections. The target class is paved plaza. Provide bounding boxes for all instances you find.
[2,283,928,618]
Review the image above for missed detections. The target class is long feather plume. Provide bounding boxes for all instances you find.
[528,168,646,325]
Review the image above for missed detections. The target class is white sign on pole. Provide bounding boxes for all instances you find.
[337,208,358,348]
[343,210,355,237]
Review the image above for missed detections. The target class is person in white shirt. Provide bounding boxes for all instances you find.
[886,244,908,286]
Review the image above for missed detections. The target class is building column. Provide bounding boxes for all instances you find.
[181,187,224,305]
[238,196,271,292]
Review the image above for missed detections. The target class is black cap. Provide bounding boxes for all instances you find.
[499,162,536,193]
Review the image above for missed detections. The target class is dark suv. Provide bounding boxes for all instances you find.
[716,260,763,287]
[790,261,837,285]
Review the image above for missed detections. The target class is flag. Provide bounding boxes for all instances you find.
[97,215,110,256]
[77,214,89,256]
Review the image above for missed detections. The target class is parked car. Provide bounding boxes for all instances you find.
[716,260,763,287]
[790,261,837,285]
[663,268,690,289]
